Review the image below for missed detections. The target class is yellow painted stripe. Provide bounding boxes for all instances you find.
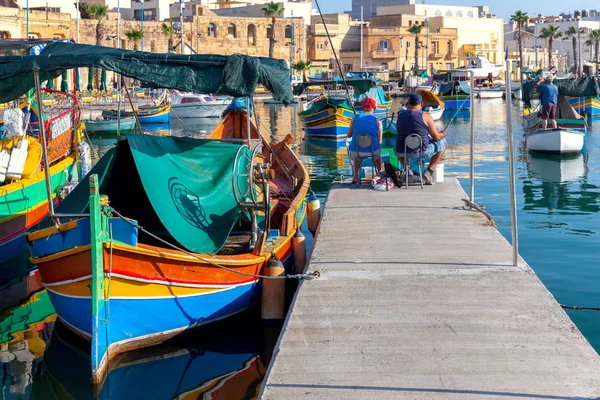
[48,277,227,298]
[27,220,79,242]
[30,244,91,264]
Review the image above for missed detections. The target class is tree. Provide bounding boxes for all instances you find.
[74,2,91,19]
[408,24,424,74]
[585,29,600,78]
[261,2,284,58]
[292,60,312,82]
[88,4,109,89]
[539,25,562,70]
[161,22,175,52]
[564,26,582,77]
[125,29,144,51]
[510,10,529,83]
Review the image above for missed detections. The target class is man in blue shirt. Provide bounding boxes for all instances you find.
[347,98,383,184]
[536,75,559,130]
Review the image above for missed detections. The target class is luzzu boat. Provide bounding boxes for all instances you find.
[353,87,393,118]
[438,80,471,110]
[568,96,600,118]
[17,42,306,383]
[0,90,80,273]
[299,96,355,139]
[102,102,170,124]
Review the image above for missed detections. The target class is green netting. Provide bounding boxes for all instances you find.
[0,42,293,104]
[522,77,600,108]
[299,96,354,116]
[56,136,253,254]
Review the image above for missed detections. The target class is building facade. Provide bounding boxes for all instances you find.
[349,0,414,21]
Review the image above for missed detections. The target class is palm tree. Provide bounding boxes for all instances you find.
[88,4,109,89]
[564,27,582,77]
[162,22,175,53]
[125,29,144,51]
[261,2,284,58]
[539,25,562,70]
[408,24,424,74]
[510,10,529,82]
[292,60,312,82]
[586,29,600,78]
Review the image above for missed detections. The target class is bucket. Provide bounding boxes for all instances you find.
[434,163,444,183]
[361,166,375,180]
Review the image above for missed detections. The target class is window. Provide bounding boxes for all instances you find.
[379,40,390,51]
[445,10,452,16]
[208,23,216,38]
[247,24,256,45]
[267,24,273,39]
[344,64,353,73]
[432,41,439,53]
[407,40,411,48]
[435,9,442,17]
[228,23,236,38]
[447,40,453,54]
[399,37,403,48]
[285,24,292,39]
[456,11,463,17]
[467,11,474,17]
[381,62,389,70]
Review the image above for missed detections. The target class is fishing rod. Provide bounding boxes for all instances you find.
[313,0,356,114]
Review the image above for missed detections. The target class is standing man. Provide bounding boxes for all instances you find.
[395,93,446,185]
[535,75,559,130]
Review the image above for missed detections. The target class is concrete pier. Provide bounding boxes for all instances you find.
[261,179,600,399]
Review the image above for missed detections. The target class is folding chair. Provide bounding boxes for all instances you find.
[403,133,424,189]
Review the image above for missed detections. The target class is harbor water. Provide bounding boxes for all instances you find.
[1,97,599,398]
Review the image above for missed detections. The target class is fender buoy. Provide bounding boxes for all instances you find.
[292,231,307,274]
[307,191,321,235]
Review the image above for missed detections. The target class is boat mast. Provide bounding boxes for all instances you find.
[314,0,356,113]
[33,71,56,223]
[360,6,363,71]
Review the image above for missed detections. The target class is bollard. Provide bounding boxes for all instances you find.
[261,258,285,321]
[292,231,307,274]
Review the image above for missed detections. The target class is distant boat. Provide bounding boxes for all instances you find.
[438,81,470,110]
[84,118,136,135]
[169,90,229,118]
[476,87,505,99]
[568,96,600,118]
[102,103,170,124]
[299,95,354,139]
[453,55,504,80]
[353,87,393,118]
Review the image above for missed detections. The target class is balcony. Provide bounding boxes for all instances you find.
[371,50,399,59]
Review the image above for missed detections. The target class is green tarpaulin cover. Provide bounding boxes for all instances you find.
[0,42,293,104]
[354,87,388,105]
[293,78,376,96]
[299,96,354,116]
[522,77,600,108]
[56,135,253,254]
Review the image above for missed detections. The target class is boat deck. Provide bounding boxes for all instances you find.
[260,179,600,399]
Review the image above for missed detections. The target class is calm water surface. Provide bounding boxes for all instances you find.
[1,98,599,398]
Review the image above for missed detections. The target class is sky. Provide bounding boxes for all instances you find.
[313,0,600,20]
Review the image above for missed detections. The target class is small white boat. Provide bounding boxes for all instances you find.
[526,128,585,154]
[169,90,229,118]
[453,55,504,80]
[477,88,504,99]
[424,105,443,121]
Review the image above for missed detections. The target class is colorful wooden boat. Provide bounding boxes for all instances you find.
[354,87,393,118]
[438,81,471,110]
[0,91,79,268]
[102,103,170,124]
[299,96,355,139]
[568,96,600,118]
[28,103,308,383]
[83,118,136,135]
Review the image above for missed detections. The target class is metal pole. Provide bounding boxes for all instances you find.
[180,0,184,55]
[360,6,363,70]
[117,0,121,47]
[504,61,519,267]
[117,0,122,134]
[469,70,475,203]
[26,0,29,38]
[426,18,429,75]
[76,0,80,42]
[290,9,295,68]
[534,21,538,70]
[33,71,56,222]
[246,97,252,142]
[141,0,145,51]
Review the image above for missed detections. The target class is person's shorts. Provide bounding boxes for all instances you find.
[541,103,557,120]
[394,138,446,158]
[349,148,381,161]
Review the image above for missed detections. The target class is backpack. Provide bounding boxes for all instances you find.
[383,162,402,188]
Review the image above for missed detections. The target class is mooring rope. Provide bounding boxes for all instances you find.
[560,304,600,312]
[109,208,319,281]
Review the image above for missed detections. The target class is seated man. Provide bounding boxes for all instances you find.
[535,75,558,130]
[347,98,383,184]
[395,93,447,185]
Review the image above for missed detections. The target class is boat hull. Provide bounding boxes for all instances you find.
[526,129,585,154]
[102,105,171,124]
[568,96,600,117]
[477,90,504,99]
[171,103,228,119]
[441,97,470,110]
[424,106,444,121]
[85,119,136,134]
[301,106,354,139]
[0,154,76,264]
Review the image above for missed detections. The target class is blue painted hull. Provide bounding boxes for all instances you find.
[442,99,471,110]
[305,125,349,139]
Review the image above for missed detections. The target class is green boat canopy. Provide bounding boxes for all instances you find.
[299,96,354,116]
[522,77,600,108]
[0,42,293,104]
[56,135,253,254]
[293,78,376,96]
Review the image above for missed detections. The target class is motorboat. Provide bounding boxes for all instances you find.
[169,90,229,118]
[476,87,505,99]
[453,55,504,80]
